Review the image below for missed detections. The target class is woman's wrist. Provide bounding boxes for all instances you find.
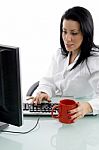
[85,102,93,114]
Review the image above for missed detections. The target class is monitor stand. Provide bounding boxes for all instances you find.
[0,122,9,131]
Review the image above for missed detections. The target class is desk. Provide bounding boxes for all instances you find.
[0,97,99,150]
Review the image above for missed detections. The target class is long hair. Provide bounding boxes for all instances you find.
[60,6,99,70]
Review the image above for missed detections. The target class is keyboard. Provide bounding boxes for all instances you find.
[23,102,59,116]
[23,100,94,116]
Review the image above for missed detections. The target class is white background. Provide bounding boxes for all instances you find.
[0,0,99,98]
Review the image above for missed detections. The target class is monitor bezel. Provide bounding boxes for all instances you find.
[0,44,22,130]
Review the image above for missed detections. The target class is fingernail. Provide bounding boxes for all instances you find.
[67,111,71,113]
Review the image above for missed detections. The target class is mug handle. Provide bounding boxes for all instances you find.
[51,105,59,119]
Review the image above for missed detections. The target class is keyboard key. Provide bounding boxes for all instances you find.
[23,102,59,116]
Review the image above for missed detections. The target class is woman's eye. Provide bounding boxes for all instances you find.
[72,32,78,35]
[62,31,67,34]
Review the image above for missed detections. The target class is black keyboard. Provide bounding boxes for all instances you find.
[23,102,59,116]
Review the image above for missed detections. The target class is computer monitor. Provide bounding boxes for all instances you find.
[0,44,22,131]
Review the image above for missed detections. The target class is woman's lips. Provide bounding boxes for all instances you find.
[65,44,74,48]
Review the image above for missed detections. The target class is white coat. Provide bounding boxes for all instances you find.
[35,48,99,115]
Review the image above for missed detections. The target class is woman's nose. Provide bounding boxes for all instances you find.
[65,34,72,42]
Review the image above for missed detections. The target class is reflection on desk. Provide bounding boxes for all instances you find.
[0,136,22,150]
[51,115,99,150]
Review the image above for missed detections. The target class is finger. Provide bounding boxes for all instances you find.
[40,95,51,103]
[47,99,51,102]
[69,108,78,114]
[73,114,84,122]
[35,96,41,105]
[71,111,83,120]
[26,96,34,100]
[38,93,51,102]
[69,105,82,114]
[38,95,44,104]
[44,95,51,102]
[26,96,35,104]
[31,96,40,105]
[35,92,44,104]
[47,95,51,102]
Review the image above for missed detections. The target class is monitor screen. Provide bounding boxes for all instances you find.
[0,44,22,131]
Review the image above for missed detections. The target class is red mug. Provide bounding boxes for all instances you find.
[51,99,78,124]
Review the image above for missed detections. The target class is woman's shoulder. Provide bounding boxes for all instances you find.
[54,48,66,60]
[91,46,99,56]
[54,48,62,56]
[88,47,99,72]
[89,47,99,60]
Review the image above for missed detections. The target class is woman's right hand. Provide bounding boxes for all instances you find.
[26,92,51,105]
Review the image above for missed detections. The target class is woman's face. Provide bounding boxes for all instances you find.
[62,19,83,54]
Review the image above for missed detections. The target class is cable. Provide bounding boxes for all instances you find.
[1,117,40,134]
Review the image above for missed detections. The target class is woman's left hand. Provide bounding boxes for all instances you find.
[69,102,93,122]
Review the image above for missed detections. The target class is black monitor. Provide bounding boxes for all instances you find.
[0,44,22,131]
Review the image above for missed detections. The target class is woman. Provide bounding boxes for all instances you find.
[29,6,99,121]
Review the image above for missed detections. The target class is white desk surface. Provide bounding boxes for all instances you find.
[0,97,99,150]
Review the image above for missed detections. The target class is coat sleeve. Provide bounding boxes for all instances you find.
[87,54,99,114]
[88,71,99,114]
[33,49,61,97]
